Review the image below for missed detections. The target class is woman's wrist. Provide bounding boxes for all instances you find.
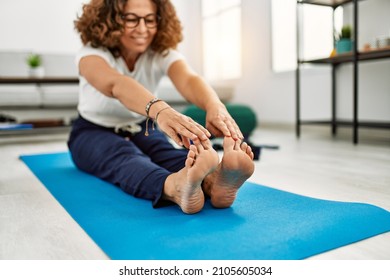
[204,100,226,112]
[146,99,170,119]
[145,97,162,117]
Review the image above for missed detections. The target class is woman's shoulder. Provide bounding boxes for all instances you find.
[78,44,112,57]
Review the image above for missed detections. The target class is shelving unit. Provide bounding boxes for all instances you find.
[0,77,79,136]
[296,0,390,144]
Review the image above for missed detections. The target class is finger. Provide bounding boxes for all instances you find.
[225,120,239,140]
[157,109,210,141]
[175,125,200,142]
[225,118,244,140]
[185,114,211,134]
[193,121,211,138]
[181,136,191,149]
[164,127,184,147]
[175,122,208,142]
[192,138,204,152]
[160,120,203,149]
[178,116,210,141]
[200,138,213,150]
[206,122,224,138]
[208,118,243,140]
[236,124,244,140]
[233,138,241,150]
[233,121,244,140]
[209,119,231,137]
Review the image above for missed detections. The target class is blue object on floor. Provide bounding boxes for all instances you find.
[0,123,33,130]
[20,152,390,260]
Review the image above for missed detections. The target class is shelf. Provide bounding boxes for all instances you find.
[300,120,390,129]
[0,77,79,84]
[296,0,389,144]
[0,77,79,137]
[0,125,71,136]
[298,0,360,8]
[299,48,390,65]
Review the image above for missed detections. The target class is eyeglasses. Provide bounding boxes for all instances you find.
[121,13,160,29]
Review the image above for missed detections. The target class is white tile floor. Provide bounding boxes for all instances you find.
[1,125,389,259]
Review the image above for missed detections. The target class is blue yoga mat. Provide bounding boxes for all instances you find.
[21,152,390,260]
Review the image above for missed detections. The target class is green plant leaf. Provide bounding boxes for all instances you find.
[26,54,42,68]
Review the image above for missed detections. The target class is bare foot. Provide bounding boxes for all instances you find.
[163,139,219,214]
[203,137,255,208]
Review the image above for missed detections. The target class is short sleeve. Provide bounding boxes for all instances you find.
[75,45,115,69]
[158,49,185,74]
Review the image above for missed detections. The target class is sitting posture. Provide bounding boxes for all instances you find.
[68,0,255,214]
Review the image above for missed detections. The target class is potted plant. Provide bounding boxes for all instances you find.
[335,25,353,54]
[26,53,45,77]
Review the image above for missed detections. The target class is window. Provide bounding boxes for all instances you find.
[271,0,343,72]
[201,0,242,81]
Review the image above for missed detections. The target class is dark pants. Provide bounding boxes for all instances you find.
[67,116,188,207]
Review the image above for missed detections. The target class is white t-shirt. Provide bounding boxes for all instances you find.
[75,45,184,127]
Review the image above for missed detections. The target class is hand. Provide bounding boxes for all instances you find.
[205,104,243,140]
[155,107,211,149]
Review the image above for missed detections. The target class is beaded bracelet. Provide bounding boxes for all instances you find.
[144,97,162,136]
[145,97,162,117]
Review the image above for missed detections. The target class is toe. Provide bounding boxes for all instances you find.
[240,141,248,152]
[223,136,236,151]
[193,139,205,152]
[188,146,196,158]
[185,156,195,167]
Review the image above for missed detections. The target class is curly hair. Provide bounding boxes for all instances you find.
[75,0,183,57]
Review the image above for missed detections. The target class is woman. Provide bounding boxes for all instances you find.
[68,0,254,214]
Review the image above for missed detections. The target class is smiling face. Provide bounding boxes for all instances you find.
[119,0,158,60]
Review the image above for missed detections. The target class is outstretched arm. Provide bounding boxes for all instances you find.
[79,55,210,148]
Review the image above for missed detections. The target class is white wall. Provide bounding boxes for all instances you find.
[0,0,85,54]
[171,0,203,74]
